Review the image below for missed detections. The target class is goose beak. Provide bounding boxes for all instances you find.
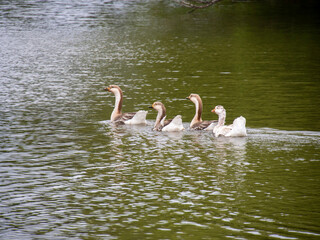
[149,103,154,109]
[149,106,153,109]
[211,107,216,113]
[186,97,190,100]
[104,87,111,92]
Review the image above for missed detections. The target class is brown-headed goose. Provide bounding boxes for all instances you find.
[211,105,247,137]
[105,85,147,124]
[149,102,184,132]
[186,94,217,130]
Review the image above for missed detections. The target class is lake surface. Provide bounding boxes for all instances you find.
[0,0,319,239]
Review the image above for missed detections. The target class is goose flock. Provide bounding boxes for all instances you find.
[104,85,247,137]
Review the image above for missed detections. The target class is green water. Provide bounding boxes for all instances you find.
[0,0,319,239]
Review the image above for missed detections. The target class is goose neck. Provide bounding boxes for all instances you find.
[110,89,123,121]
[113,89,123,114]
[192,97,203,123]
[218,111,226,126]
[154,106,166,129]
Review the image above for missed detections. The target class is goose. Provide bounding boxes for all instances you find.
[105,85,147,124]
[149,102,184,132]
[211,105,247,137]
[186,94,217,130]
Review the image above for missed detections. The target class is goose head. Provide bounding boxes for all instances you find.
[211,105,225,115]
[149,102,165,112]
[105,85,122,96]
[186,93,201,105]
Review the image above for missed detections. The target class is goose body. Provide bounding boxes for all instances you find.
[211,105,247,137]
[150,102,184,132]
[186,94,217,130]
[105,85,147,125]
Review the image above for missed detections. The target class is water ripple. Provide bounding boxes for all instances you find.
[1,0,320,239]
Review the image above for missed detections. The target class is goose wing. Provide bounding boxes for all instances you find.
[192,120,218,130]
[121,112,136,121]
[219,125,233,136]
[163,119,173,127]
[113,112,136,124]
[162,115,184,132]
[116,111,148,125]
[154,119,172,131]
[226,116,247,137]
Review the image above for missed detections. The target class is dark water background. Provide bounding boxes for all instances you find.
[0,0,319,239]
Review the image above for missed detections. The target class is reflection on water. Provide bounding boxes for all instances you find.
[1,0,320,239]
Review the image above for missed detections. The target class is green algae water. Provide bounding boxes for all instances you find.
[0,1,319,239]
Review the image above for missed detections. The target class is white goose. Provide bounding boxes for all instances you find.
[149,102,184,132]
[186,94,217,130]
[211,105,247,137]
[105,85,147,125]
